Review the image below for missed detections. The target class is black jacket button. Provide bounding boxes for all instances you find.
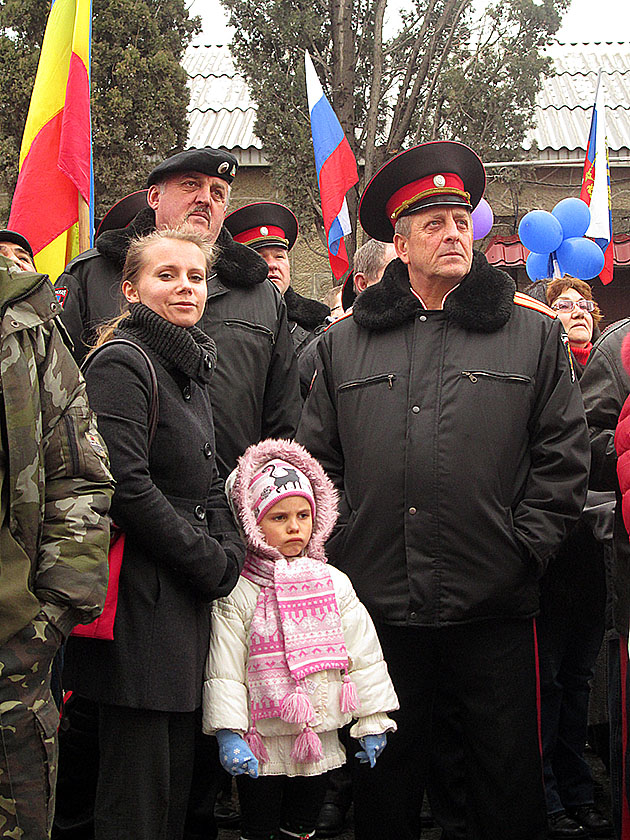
[183,385,191,401]
[204,443,212,458]
[194,505,206,521]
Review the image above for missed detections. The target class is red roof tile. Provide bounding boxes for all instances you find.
[484,234,630,267]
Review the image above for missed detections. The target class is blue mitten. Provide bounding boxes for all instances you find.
[355,733,388,768]
[216,729,259,778]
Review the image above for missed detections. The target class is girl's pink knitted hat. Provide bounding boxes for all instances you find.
[248,459,315,523]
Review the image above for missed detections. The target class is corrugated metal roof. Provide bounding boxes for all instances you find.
[185,41,630,161]
[184,44,267,163]
[523,42,630,154]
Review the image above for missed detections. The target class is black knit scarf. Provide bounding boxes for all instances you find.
[116,302,217,386]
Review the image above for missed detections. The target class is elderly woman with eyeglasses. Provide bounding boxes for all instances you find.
[537,276,613,839]
[547,276,602,373]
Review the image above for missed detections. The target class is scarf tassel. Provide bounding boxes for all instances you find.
[280,685,315,724]
[245,725,269,763]
[290,724,324,763]
[340,673,359,713]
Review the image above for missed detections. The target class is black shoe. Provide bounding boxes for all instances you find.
[315,802,346,838]
[569,805,613,838]
[547,811,588,838]
[213,791,240,828]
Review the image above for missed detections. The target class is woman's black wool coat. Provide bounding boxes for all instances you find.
[64,312,245,711]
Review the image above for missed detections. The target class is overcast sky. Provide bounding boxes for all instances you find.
[187,0,628,45]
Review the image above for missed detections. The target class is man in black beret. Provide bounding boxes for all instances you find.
[297,140,590,840]
[225,201,330,356]
[0,230,36,272]
[53,148,300,840]
[55,147,299,469]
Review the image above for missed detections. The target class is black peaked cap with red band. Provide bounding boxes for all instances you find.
[224,201,298,251]
[359,141,486,242]
[96,190,149,237]
[224,202,298,251]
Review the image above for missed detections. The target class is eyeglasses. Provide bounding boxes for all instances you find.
[551,299,595,313]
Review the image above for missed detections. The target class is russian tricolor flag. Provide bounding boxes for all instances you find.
[9,0,93,280]
[580,73,613,285]
[305,51,358,280]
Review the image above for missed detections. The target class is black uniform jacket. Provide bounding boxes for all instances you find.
[297,253,590,627]
[55,209,301,477]
[65,323,245,711]
[581,318,630,634]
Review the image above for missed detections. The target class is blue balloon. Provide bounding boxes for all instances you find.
[556,237,605,280]
[552,198,591,240]
[518,210,563,254]
[526,251,554,282]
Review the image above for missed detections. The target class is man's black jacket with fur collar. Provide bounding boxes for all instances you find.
[297,252,590,627]
[55,208,301,477]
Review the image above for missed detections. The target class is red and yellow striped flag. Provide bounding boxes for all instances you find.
[9,0,92,280]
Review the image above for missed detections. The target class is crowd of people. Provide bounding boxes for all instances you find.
[0,138,627,840]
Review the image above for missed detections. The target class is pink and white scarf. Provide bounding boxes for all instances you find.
[242,550,358,764]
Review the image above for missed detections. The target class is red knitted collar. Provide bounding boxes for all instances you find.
[571,343,592,366]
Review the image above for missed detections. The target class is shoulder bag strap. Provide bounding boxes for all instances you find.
[82,338,160,446]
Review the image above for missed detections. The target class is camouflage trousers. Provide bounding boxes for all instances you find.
[0,611,62,839]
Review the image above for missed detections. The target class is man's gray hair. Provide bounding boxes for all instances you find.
[393,215,412,238]
[353,239,392,284]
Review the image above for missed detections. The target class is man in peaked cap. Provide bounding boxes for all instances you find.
[297,141,590,840]
[54,148,300,840]
[225,201,330,356]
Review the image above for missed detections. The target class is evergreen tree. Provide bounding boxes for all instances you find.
[0,0,200,222]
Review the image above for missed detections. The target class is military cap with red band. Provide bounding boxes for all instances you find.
[359,141,486,242]
[224,202,298,251]
[96,190,149,237]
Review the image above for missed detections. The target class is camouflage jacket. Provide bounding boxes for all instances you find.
[0,259,114,645]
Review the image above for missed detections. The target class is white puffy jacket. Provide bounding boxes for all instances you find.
[203,565,398,777]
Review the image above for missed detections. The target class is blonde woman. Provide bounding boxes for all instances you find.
[63,229,245,840]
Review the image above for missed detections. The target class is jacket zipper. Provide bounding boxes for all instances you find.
[223,319,275,345]
[461,370,532,384]
[63,414,80,475]
[338,373,397,391]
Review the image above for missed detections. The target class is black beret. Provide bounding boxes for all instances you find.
[0,229,34,259]
[147,147,239,187]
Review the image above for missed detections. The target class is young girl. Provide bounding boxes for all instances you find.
[203,438,398,840]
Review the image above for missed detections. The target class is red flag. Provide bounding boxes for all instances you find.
[9,0,93,279]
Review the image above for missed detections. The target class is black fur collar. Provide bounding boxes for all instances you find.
[95,207,269,289]
[284,286,329,330]
[352,251,515,333]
